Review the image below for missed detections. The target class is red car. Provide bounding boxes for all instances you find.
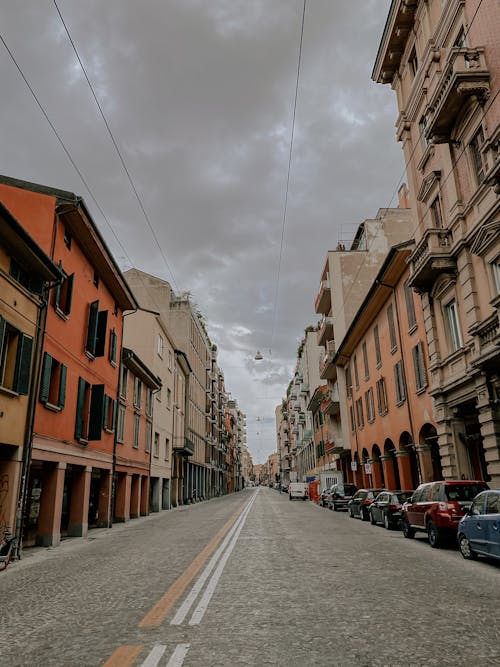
[401,480,489,548]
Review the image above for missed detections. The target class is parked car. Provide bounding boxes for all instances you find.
[369,490,414,529]
[328,483,358,511]
[289,482,309,501]
[401,480,489,548]
[457,489,500,561]
[348,489,384,521]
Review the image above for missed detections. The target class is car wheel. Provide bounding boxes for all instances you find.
[458,533,477,560]
[384,513,391,530]
[349,507,354,518]
[369,511,376,525]
[427,520,442,548]
[360,507,368,522]
[401,518,415,539]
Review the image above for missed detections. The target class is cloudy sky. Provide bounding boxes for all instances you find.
[0,1,405,463]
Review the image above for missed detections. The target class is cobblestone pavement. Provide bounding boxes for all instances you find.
[1,487,500,667]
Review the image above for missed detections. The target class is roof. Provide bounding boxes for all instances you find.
[122,347,162,390]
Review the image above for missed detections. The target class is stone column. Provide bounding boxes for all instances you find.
[114,473,131,523]
[476,376,500,486]
[415,445,434,483]
[68,466,92,537]
[97,469,112,528]
[130,475,141,519]
[140,476,149,516]
[370,459,384,488]
[434,399,459,479]
[381,455,397,490]
[395,450,413,490]
[37,462,66,547]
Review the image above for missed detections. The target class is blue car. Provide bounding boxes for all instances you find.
[458,490,500,561]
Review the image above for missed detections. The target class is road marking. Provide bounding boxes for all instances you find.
[138,497,249,627]
[102,645,144,666]
[170,494,254,625]
[166,644,190,667]
[140,644,167,667]
[189,492,257,625]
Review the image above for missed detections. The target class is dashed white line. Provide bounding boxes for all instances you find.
[140,644,167,667]
[165,643,190,667]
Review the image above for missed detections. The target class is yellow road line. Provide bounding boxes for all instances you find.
[138,501,247,627]
[102,645,144,666]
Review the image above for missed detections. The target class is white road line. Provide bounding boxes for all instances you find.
[140,644,167,667]
[188,492,257,625]
[171,490,258,626]
[165,643,190,667]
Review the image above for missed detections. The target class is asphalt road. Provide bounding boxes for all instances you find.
[1,487,499,667]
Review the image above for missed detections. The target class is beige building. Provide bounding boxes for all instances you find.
[123,269,192,509]
[373,0,500,484]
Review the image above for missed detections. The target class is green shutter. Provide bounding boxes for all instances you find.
[14,334,33,395]
[0,316,6,365]
[109,329,117,364]
[88,384,104,440]
[111,399,117,432]
[65,274,74,314]
[86,301,99,354]
[95,311,108,357]
[54,261,62,309]
[58,364,67,408]
[39,352,52,403]
[75,377,87,440]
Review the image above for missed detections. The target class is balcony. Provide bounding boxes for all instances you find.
[425,48,490,144]
[317,316,334,347]
[408,228,456,290]
[173,437,195,457]
[314,278,331,315]
[471,312,500,371]
[303,429,313,441]
[319,339,336,380]
[300,382,309,396]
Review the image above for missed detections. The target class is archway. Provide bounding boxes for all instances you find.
[419,423,442,481]
[400,431,420,489]
[383,439,400,490]
[371,444,385,488]
[361,448,370,487]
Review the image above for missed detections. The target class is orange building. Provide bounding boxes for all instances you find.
[335,243,440,492]
[0,176,136,547]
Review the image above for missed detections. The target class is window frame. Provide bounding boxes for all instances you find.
[0,316,33,395]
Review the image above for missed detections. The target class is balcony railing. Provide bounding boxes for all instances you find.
[408,228,456,290]
[314,278,331,315]
[319,339,336,380]
[317,316,334,347]
[471,312,500,368]
[173,437,195,457]
[425,47,490,143]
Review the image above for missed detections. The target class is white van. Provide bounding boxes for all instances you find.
[288,482,309,501]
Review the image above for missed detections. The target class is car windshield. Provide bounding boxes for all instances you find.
[396,491,413,502]
[445,484,488,501]
[342,485,357,495]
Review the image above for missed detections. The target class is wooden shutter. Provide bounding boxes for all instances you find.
[75,377,87,440]
[86,301,99,354]
[102,394,109,429]
[54,261,62,309]
[88,384,104,440]
[0,316,6,366]
[109,329,117,364]
[65,274,74,314]
[58,364,67,408]
[14,334,33,395]
[39,352,52,403]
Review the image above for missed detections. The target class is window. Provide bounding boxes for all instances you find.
[168,350,173,371]
[146,388,153,417]
[119,366,129,399]
[93,271,99,288]
[445,300,462,351]
[349,405,356,433]
[63,226,72,249]
[376,378,388,415]
[165,437,170,460]
[353,354,359,390]
[109,329,118,365]
[387,304,397,352]
[145,424,152,453]
[355,398,364,429]
[75,379,104,441]
[430,196,443,228]
[102,394,116,432]
[408,46,418,77]
[39,352,67,409]
[394,360,407,404]
[133,377,142,409]
[419,116,428,149]
[405,283,417,330]
[362,342,369,380]
[373,325,381,367]
[133,414,140,448]
[154,432,160,458]
[10,259,45,295]
[412,342,428,391]
[454,27,466,48]
[470,128,487,184]
[492,259,500,295]
[365,388,375,423]
[85,301,108,357]
[0,317,33,394]
[486,493,500,514]
[116,405,125,443]
[345,365,353,398]
[157,335,163,357]
[53,263,74,317]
